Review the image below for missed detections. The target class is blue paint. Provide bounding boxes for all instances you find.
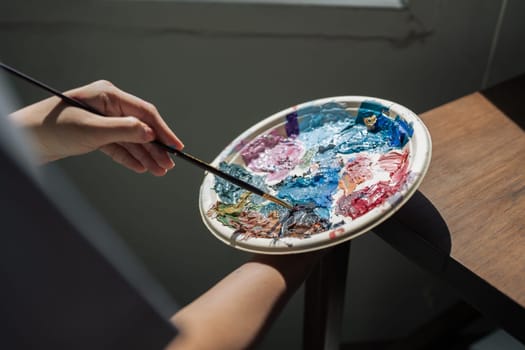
[297,119,353,150]
[394,115,414,144]
[357,100,389,120]
[335,124,387,154]
[355,101,414,149]
[260,202,290,218]
[297,103,352,133]
[213,162,268,204]
[276,165,341,218]
[336,114,414,154]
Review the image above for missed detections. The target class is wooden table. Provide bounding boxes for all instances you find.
[303,74,525,348]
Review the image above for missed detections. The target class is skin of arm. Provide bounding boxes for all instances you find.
[11,81,323,349]
[9,80,183,175]
[167,252,322,350]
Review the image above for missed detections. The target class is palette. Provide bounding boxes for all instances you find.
[199,96,431,254]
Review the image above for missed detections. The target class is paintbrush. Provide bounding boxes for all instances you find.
[0,62,293,210]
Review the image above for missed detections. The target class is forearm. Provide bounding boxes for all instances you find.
[9,96,67,163]
[8,80,182,173]
[167,252,321,350]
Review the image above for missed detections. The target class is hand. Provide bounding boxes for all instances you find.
[10,80,184,176]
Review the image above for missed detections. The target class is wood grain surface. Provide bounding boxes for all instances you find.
[419,92,525,307]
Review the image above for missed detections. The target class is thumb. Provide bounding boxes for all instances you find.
[93,116,156,145]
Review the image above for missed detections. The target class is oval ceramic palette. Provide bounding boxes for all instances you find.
[199,96,431,254]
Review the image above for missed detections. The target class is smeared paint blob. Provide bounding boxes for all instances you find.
[209,101,414,240]
[339,155,374,195]
[334,113,413,154]
[285,112,299,136]
[279,204,330,237]
[209,199,329,239]
[213,162,268,205]
[242,133,304,182]
[335,150,410,219]
[357,101,389,119]
[379,149,409,185]
[297,103,352,132]
[240,132,282,164]
[277,165,341,218]
[214,207,282,239]
[336,181,394,219]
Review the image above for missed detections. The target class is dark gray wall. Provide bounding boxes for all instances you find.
[2,0,524,348]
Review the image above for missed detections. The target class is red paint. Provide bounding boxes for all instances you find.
[328,227,344,240]
[336,150,410,219]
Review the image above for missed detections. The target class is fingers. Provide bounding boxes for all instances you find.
[123,143,167,176]
[73,80,184,150]
[89,116,175,175]
[117,91,185,149]
[92,115,156,145]
[66,80,183,176]
[100,144,146,174]
[101,142,174,176]
[143,142,175,170]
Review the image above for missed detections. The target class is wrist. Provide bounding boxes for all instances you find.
[9,97,74,164]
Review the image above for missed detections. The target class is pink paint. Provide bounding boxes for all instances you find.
[379,150,409,185]
[241,132,304,182]
[339,155,374,194]
[240,132,282,164]
[336,150,410,219]
[233,138,249,153]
